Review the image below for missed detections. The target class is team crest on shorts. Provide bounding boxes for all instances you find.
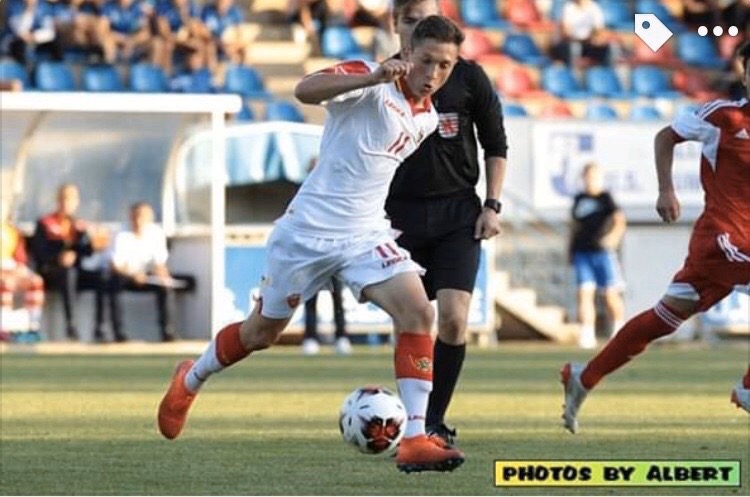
[286,293,301,309]
[437,113,459,138]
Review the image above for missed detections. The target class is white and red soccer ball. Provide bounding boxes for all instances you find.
[339,385,406,455]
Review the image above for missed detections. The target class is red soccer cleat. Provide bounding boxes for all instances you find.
[157,360,197,440]
[395,434,465,473]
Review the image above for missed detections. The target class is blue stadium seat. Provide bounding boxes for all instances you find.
[549,0,566,20]
[0,59,30,88]
[321,25,369,60]
[541,65,590,98]
[585,66,630,98]
[631,66,681,98]
[502,34,549,66]
[265,100,304,122]
[223,64,272,100]
[585,103,618,120]
[599,0,633,31]
[82,64,123,92]
[34,61,76,91]
[236,102,256,121]
[629,104,662,120]
[460,0,509,29]
[129,63,168,92]
[170,68,214,93]
[503,103,528,116]
[676,33,726,70]
[634,0,684,33]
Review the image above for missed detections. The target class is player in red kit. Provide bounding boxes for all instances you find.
[561,42,750,433]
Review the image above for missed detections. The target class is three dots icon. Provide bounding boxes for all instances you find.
[697,25,740,37]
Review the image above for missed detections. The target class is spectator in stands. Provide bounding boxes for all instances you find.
[200,0,245,64]
[156,0,216,75]
[101,0,159,64]
[2,0,63,66]
[48,0,110,62]
[106,201,176,342]
[568,162,626,349]
[31,183,106,341]
[286,0,330,55]
[301,278,352,355]
[553,0,610,67]
[1,200,44,343]
[350,0,398,61]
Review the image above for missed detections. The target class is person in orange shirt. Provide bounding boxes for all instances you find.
[1,203,44,342]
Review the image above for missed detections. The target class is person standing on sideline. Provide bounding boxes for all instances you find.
[561,44,750,434]
[301,278,352,355]
[569,162,626,349]
[158,15,466,473]
[384,0,508,445]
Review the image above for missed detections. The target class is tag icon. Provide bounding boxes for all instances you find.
[634,14,673,52]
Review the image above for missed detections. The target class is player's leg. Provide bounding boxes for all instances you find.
[731,365,750,413]
[360,272,464,472]
[331,278,351,354]
[596,250,625,337]
[573,252,597,349]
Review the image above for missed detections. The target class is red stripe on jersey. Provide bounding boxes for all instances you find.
[316,60,371,76]
[375,245,389,259]
[386,132,407,153]
[391,136,411,155]
[386,242,401,257]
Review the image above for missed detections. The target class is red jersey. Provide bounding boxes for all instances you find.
[671,98,750,263]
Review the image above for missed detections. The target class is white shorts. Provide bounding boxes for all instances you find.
[258,225,424,319]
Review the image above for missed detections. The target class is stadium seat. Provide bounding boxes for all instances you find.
[169,68,214,93]
[265,100,304,122]
[129,63,168,92]
[460,29,497,61]
[503,103,528,116]
[502,33,549,66]
[0,59,30,88]
[585,103,618,120]
[631,36,677,67]
[629,104,662,120]
[496,65,547,99]
[541,65,589,98]
[599,0,633,31]
[223,64,272,100]
[549,0,566,20]
[236,102,256,121]
[539,100,573,118]
[82,64,123,92]
[439,0,462,24]
[634,0,684,33]
[459,0,509,29]
[504,0,550,29]
[584,66,630,98]
[676,33,726,70]
[34,61,76,91]
[631,66,681,98]
[321,25,369,60]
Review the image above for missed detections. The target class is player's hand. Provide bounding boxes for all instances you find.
[59,250,77,267]
[474,209,502,240]
[371,59,412,84]
[656,190,681,223]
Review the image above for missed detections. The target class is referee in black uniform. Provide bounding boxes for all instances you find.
[385,0,508,445]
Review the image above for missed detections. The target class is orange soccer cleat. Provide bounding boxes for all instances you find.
[395,434,465,473]
[157,360,197,440]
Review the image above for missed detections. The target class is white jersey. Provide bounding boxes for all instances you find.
[275,60,439,238]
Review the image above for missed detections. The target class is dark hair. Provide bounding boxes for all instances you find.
[411,15,464,48]
[130,201,152,213]
[392,0,438,20]
[737,40,750,72]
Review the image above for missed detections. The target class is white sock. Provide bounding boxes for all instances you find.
[397,378,432,438]
[185,340,224,392]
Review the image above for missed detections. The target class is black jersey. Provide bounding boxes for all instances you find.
[386,57,508,201]
[569,191,619,252]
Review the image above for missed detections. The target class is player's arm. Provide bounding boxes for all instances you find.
[294,59,412,105]
[470,63,508,240]
[654,126,684,223]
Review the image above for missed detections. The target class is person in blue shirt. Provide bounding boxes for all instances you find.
[156,0,214,74]
[199,0,245,64]
[101,0,156,63]
[2,0,63,65]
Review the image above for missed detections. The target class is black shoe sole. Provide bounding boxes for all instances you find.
[397,456,465,473]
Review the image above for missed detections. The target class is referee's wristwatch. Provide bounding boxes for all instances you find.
[483,198,502,214]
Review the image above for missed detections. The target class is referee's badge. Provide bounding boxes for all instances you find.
[437,113,459,138]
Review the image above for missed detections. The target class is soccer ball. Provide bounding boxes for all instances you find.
[338,385,406,455]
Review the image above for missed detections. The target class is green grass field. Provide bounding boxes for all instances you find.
[1,343,748,495]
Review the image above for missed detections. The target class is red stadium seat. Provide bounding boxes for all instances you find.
[538,100,573,118]
[504,0,554,30]
[439,0,462,25]
[460,29,497,61]
[496,64,547,99]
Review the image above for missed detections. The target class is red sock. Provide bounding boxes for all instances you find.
[394,332,433,381]
[215,322,249,367]
[743,367,750,389]
[581,301,686,390]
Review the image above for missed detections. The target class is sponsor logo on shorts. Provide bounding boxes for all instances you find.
[437,112,459,138]
[410,355,432,373]
[286,293,301,309]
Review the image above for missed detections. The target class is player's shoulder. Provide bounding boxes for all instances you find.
[693,98,748,120]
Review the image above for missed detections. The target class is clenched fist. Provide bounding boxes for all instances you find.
[371,59,412,84]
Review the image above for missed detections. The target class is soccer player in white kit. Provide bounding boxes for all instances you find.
[158,15,466,473]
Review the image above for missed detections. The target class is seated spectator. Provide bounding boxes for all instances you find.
[48,0,110,62]
[350,0,397,61]
[2,0,63,66]
[553,0,611,67]
[200,0,245,64]
[100,0,160,64]
[31,183,107,341]
[156,0,216,75]
[1,203,44,343]
[286,0,329,55]
[106,202,176,342]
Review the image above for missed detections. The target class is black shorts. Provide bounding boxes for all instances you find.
[387,195,481,300]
